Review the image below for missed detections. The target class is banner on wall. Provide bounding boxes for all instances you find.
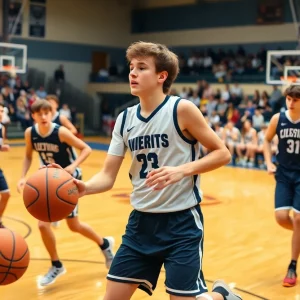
[8,0,23,35]
[29,4,46,38]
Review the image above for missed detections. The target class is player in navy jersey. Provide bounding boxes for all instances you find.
[17,100,114,287]
[264,85,300,287]
[50,42,242,300]
[46,95,77,135]
[0,103,10,228]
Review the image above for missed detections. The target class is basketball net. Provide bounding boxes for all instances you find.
[1,66,18,78]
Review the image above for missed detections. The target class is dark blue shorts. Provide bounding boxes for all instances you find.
[275,165,300,212]
[0,169,9,193]
[107,205,207,297]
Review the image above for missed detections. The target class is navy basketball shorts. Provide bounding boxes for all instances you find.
[107,205,208,297]
[67,172,82,219]
[0,169,9,193]
[275,165,300,212]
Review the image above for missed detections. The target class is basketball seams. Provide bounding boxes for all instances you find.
[0,272,18,280]
[24,183,40,208]
[0,247,29,262]
[46,168,51,222]
[0,230,16,284]
[56,177,78,206]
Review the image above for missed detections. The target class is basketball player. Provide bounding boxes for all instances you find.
[46,95,77,135]
[0,103,10,228]
[51,42,242,300]
[264,85,300,287]
[17,100,114,286]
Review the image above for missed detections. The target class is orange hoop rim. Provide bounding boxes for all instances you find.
[280,76,298,83]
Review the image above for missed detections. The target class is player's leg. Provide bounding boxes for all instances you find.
[283,176,300,287]
[246,144,256,168]
[103,281,138,300]
[38,221,66,286]
[65,207,114,268]
[274,171,293,230]
[165,206,241,300]
[0,169,10,228]
[104,210,164,299]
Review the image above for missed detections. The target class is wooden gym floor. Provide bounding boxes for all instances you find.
[0,138,299,300]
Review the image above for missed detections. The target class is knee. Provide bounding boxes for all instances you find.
[38,221,50,231]
[275,212,290,226]
[1,192,10,201]
[67,221,81,233]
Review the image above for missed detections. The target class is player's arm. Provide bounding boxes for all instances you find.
[60,115,78,135]
[263,113,279,174]
[0,126,9,152]
[146,100,231,189]
[17,128,33,192]
[58,126,91,171]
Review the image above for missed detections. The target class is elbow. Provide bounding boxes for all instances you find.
[222,147,231,165]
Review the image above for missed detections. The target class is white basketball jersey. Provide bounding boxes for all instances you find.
[108,95,202,213]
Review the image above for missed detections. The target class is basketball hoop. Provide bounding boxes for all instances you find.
[1,66,18,78]
[280,76,300,93]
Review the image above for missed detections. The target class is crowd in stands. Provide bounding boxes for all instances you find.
[0,72,74,134]
[169,80,283,169]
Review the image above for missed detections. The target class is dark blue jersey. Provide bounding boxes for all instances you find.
[0,124,3,145]
[276,111,300,171]
[31,123,80,175]
[52,112,61,125]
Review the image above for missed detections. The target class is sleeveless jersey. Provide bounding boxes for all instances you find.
[108,95,202,213]
[276,111,300,171]
[243,128,255,144]
[52,112,61,125]
[31,123,81,176]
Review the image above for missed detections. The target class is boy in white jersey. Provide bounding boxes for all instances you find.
[50,42,241,300]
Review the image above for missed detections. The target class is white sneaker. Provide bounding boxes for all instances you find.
[51,222,60,228]
[39,266,66,286]
[102,236,115,269]
[212,280,242,300]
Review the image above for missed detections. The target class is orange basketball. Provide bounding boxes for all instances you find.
[0,229,30,285]
[23,167,79,222]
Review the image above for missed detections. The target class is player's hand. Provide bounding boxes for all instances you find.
[72,179,86,198]
[267,163,277,174]
[146,166,185,190]
[64,164,76,175]
[1,144,10,152]
[17,178,26,193]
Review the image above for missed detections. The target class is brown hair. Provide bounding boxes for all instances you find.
[126,41,179,94]
[46,94,59,104]
[284,85,300,98]
[31,99,52,113]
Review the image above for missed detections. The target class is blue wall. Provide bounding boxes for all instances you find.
[12,38,126,65]
[132,0,292,33]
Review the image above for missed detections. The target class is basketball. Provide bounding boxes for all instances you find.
[23,167,79,222]
[0,229,30,285]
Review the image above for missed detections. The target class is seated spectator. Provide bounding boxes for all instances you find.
[222,121,241,159]
[36,86,47,99]
[15,96,31,130]
[252,109,265,131]
[59,104,71,120]
[236,120,257,167]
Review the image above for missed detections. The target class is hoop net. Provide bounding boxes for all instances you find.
[1,65,18,78]
[280,75,300,94]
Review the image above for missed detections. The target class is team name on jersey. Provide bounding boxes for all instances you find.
[128,134,169,152]
[33,142,59,152]
[280,128,300,139]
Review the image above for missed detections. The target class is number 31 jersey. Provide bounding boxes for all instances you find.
[276,110,300,170]
[108,95,202,213]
